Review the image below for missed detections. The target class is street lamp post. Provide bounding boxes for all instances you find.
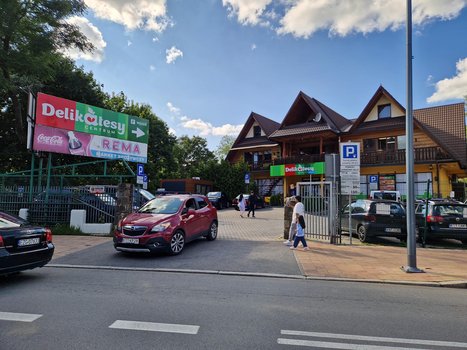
[403,0,423,273]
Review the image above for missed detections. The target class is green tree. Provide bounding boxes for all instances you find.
[200,159,248,200]
[173,136,216,178]
[0,0,92,145]
[215,135,236,161]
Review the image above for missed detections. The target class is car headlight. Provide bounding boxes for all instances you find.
[151,222,171,232]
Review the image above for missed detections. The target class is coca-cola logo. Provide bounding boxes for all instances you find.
[37,134,63,145]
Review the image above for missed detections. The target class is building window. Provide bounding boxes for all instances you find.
[363,139,376,151]
[397,135,406,150]
[377,137,395,151]
[378,104,391,119]
[253,126,261,137]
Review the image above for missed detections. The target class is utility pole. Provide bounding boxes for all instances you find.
[403,0,423,273]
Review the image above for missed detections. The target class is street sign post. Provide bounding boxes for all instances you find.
[340,142,361,244]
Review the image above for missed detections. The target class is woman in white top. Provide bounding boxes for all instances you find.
[238,194,246,218]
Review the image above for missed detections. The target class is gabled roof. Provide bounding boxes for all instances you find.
[349,85,406,133]
[414,103,467,168]
[226,112,280,161]
[270,91,350,139]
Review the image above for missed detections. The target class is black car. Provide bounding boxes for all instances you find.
[0,211,54,276]
[340,199,407,242]
[207,192,230,210]
[415,201,467,245]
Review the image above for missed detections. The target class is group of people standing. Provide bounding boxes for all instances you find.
[238,191,258,218]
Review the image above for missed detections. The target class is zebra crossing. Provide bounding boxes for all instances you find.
[3,312,467,349]
[277,330,467,349]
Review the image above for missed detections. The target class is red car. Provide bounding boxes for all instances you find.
[114,194,218,255]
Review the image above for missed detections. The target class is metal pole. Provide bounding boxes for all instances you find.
[349,194,352,245]
[28,152,35,202]
[45,153,52,203]
[403,0,422,273]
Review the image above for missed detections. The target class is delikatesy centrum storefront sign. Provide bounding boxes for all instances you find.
[270,162,325,176]
[35,93,149,143]
[33,125,147,163]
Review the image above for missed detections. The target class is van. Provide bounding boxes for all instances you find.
[370,190,401,202]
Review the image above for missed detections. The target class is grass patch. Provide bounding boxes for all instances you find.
[50,224,85,236]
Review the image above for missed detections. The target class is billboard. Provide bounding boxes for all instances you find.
[33,93,149,163]
[33,125,147,163]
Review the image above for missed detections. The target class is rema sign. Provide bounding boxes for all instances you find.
[36,93,149,143]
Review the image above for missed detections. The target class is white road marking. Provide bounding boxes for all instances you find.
[281,330,467,348]
[109,320,199,334]
[278,338,430,349]
[0,312,42,322]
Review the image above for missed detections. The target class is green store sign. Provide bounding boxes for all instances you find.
[270,162,325,176]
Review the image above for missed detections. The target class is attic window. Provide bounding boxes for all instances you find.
[253,126,261,137]
[378,104,391,119]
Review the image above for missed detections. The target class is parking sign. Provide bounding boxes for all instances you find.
[340,142,360,195]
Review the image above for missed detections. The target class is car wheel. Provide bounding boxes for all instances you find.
[206,222,218,241]
[169,230,185,255]
[357,225,368,243]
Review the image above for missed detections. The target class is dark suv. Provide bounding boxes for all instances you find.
[341,199,407,242]
[207,192,230,210]
[415,201,467,245]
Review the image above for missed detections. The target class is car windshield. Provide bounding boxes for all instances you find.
[433,205,467,217]
[138,197,183,214]
[374,192,397,200]
[207,192,221,198]
[0,217,21,228]
[138,189,155,201]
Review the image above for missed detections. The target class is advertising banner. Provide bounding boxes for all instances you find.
[270,162,325,177]
[33,125,147,163]
[35,93,149,144]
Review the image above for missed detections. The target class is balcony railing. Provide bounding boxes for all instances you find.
[361,146,452,165]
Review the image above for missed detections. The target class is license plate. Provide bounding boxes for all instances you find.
[122,238,139,244]
[449,224,467,229]
[385,228,401,233]
[17,237,40,247]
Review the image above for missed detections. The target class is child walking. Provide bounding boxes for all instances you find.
[290,214,309,251]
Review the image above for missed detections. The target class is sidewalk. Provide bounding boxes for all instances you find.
[50,207,467,287]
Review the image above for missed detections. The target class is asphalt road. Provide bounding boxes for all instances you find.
[51,238,302,276]
[1,268,467,350]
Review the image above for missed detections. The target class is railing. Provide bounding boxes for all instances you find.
[361,146,452,165]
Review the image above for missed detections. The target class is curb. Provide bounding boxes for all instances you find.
[47,264,467,288]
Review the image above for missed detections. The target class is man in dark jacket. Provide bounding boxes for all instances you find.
[247,191,258,218]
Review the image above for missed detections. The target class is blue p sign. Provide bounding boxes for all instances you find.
[137,163,145,176]
[343,145,358,159]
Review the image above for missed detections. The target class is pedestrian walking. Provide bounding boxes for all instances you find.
[284,195,304,246]
[247,191,257,218]
[284,196,305,246]
[290,214,309,251]
[238,193,246,218]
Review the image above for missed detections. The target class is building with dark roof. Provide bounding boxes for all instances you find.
[228,86,467,200]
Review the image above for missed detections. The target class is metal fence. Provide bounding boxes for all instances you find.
[297,181,340,243]
[0,185,118,225]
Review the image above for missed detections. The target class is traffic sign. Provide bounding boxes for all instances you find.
[340,142,360,195]
[244,173,250,184]
[369,175,378,183]
[137,163,145,176]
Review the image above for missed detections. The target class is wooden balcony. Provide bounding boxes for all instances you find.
[361,146,452,166]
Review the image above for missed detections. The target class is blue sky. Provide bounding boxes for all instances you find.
[65,0,467,150]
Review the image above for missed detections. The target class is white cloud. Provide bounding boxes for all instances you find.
[427,58,467,103]
[152,37,159,42]
[149,65,156,71]
[222,0,273,26]
[180,116,243,137]
[85,0,172,32]
[166,46,183,64]
[63,16,106,62]
[167,102,181,114]
[222,0,467,38]
[251,43,257,50]
[127,40,132,46]
[169,128,177,136]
